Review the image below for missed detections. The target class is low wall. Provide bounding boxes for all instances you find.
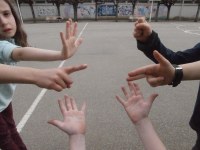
[15,3,199,21]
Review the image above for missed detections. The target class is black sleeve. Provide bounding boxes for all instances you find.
[137,30,200,64]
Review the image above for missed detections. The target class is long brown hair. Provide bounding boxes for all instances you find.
[4,0,28,47]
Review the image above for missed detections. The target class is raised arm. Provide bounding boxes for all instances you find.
[48,95,86,150]
[116,82,166,150]
[134,17,200,64]
[11,19,82,61]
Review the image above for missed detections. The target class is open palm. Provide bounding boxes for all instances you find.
[48,95,86,135]
[60,19,83,59]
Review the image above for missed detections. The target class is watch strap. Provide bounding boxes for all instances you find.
[170,64,183,87]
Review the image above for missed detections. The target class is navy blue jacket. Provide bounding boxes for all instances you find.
[137,31,200,132]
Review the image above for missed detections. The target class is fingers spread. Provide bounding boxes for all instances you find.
[71,97,78,110]
[66,21,70,39]
[72,22,77,36]
[132,82,143,97]
[128,82,136,96]
[75,38,83,48]
[121,86,129,99]
[116,95,125,106]
[81,101,86,114]
[58,98,67,115]
[65,95,72,111]
[48,119,63,128]
[60,32,67,46]
[147,93,158,105]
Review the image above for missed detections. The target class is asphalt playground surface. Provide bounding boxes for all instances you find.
[13,20,200,150]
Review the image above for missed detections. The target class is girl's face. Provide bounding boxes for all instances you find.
[0,0,16,39]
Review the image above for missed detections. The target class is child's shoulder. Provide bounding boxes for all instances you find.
[0,39,16,46]
[0,39,15,44]
[0,39,18,53]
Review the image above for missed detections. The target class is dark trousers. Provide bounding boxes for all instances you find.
[190,84,200,149]
[0,103,27,150]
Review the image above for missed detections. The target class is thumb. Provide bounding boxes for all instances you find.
[153,50,170,66]
[146,76,165,87]
[66,64,88,74]
[75,38,83,48]
[137,17,146,23]
[147,93,158,105]
[48,119,63,129]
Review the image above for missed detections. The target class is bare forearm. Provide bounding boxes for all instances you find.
[0,64,37,84]
[69,134,86,150]
[135,118,166,150]
[181,61,200,80]
[12,47,63,61]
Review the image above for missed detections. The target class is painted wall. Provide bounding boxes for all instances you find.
[15,3,198,20]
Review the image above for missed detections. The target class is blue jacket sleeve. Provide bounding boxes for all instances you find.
[137,30,200,64]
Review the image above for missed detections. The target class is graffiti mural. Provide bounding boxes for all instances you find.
[64,4,95,18]
[64,3,168,18]
[78,4,95,18]
[118,5,132,16]
[98,4,116,16]
[37,6,57,16]
[134,3,167,18]
[134,3,151,17]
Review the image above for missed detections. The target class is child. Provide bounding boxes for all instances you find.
[0,0,87,149]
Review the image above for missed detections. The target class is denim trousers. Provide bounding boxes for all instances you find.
[0,103,27,150]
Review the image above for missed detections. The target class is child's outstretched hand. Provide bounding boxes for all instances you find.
[48,95,86,135]
[60,18,83,59]
[116,82,158,124]
[34,64,87,91]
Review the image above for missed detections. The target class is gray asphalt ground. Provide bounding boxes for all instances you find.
[12,21,200,150]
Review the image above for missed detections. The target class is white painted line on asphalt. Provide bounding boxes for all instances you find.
[174,23,200,36]
[17,22,89,133]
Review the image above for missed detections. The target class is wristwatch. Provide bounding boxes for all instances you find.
[169,65,183,87]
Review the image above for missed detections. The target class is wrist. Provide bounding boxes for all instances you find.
[17,67,39,84]
[69,134,86,150]
[31,68,42,85]
[135,117,150,127]
[169,65,183,87]
[69,133,85,139]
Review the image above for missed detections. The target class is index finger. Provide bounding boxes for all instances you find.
[128,63,158,77]
[127,74,146,81]
[128,66,148,77]
[66,64,88,74]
